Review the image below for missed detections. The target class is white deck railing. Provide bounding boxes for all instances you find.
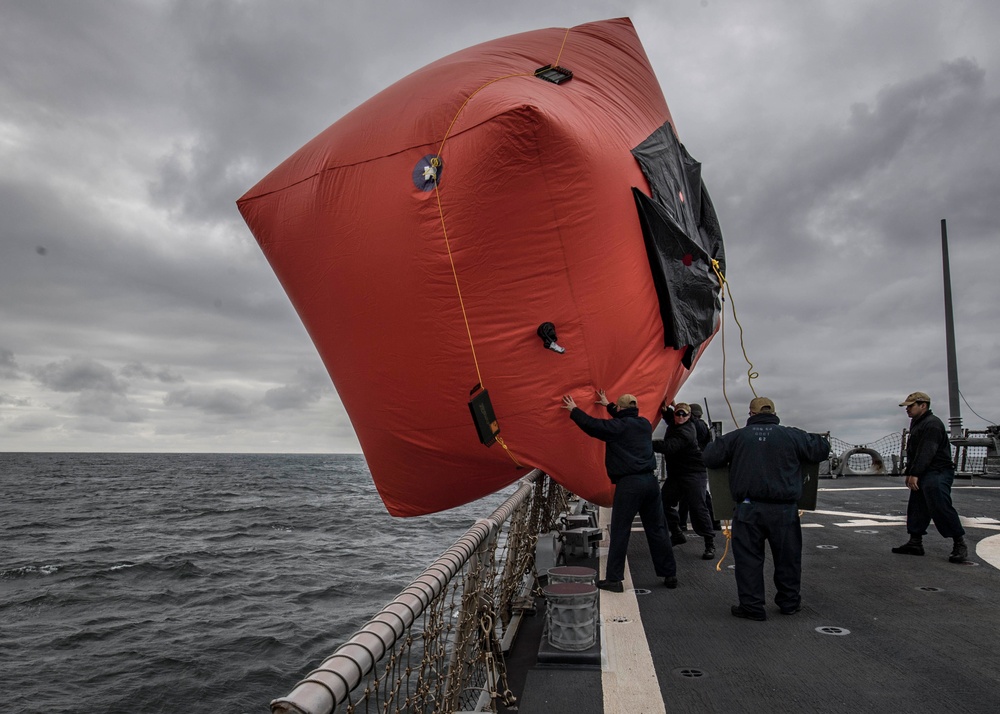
[270,469,566,714]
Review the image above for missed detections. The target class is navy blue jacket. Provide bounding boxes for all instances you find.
[703,414,830,503]
[693,417,713,450]
[905,410,954,476]
[570,405,656,483]
[652,418,705,478]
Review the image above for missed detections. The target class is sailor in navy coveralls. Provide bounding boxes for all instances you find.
[703,397,830,620]
[891,391,968,563]
[563,390,678,592]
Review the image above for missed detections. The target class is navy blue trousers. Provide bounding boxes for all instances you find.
[731,501,801,616]
[606,472,676,582]
[907,468,965,539]
[662,472,715,539]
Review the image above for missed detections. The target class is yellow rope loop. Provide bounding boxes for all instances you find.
[494,435,523,467]
[714,520,732,571]
[710,258,726,287]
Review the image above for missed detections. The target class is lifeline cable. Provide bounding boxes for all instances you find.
[959,388,998,426]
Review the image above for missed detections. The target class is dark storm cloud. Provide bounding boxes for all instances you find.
[164,368,332,415]
[70,390,147,423]
[164,387,256,416]
[0,349,21,379]
[722,57,999,275]
[1,2,160,120]
[120,362,185,383]
[6,415,54,433]
[33,357,128,394]
[24,356,147,423]
[146,0,426,225]
[146,0,641,225]
[262,384,322,411]
[262,368,333,410]
[0,394,32,407]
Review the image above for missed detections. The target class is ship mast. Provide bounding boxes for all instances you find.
[941,218,963,439]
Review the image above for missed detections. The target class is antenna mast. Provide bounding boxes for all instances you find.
[941,219,963,439]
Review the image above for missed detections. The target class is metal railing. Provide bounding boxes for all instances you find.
[271,470,567,714]
[829,430,995,477]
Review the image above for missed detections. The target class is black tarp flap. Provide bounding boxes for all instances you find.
[632,188,720,349]
[631,122,726,350]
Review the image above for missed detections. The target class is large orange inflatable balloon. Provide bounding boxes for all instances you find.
[238,17,725,516]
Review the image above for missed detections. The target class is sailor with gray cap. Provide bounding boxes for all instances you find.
[703,396,830,620]
[892,391,968,563]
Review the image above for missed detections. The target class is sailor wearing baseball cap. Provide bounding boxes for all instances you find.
[562,389,678,591]
[654,399,717,559]
[899,391,931,407]
[892,391,968,563]
[703,396,830,620]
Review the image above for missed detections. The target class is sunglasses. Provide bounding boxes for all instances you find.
[675,411,689,417]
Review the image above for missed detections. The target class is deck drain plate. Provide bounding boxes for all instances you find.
[917,586,943,592]
[673,667,707,679]
[632,588,652,595]
[815,626,850,636]
[854,529,879,534]
[816,545,839,549]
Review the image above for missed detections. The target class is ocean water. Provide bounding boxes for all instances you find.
[1,453,510,713]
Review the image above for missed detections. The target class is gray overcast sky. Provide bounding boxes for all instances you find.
[2,0,998,454]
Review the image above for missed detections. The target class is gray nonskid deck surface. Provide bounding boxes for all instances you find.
[630,476,1000,713]
[511,476,1000,714]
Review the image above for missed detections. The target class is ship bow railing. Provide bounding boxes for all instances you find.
[271,469,566,714]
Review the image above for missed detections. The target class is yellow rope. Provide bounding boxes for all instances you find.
[707,259,762,573]
[432,181,485,388]
[495,435,523,468]
[430,27,572,466]
[714,520,732,571]
[552,27,571,66]
[711,259,759,429]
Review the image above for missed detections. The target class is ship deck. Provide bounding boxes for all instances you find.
[502,475,1000,714]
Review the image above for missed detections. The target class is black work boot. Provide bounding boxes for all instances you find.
[597,579,624,593]
[671,530,687,546]
[702,536,716,560]
[949,538,969,563]
[892,536,924,556]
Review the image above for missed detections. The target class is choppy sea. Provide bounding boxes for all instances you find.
[1,453,511,713]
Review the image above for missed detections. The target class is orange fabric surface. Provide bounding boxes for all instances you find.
[238,18,712,516]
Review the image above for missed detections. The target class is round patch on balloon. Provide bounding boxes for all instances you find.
[413,154,443,191]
